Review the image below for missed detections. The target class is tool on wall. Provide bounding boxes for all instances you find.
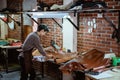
[50,40,60,50]
[50,23,61,50]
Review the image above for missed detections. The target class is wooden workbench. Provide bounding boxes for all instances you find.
[0,45,21,73]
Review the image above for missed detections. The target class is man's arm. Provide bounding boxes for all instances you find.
[33,36,47,56]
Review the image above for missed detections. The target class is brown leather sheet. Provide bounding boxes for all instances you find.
[59,49,111,72]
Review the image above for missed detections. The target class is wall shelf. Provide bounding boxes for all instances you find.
[0,9,120,31]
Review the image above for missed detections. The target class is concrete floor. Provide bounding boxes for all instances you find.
[0,71,20,80]
[0,71,55,80]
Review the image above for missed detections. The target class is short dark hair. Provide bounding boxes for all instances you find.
[37,24,49,32]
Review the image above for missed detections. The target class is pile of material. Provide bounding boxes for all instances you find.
[32,48,112,75]
[32,49,78,64]
[50,1,107,11]
[59,49,111,74]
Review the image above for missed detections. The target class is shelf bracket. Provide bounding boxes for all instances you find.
[7,14,21,26]
[52,18,62,28]
[66,18,79,30]
[103,11,120,43]
[26,14,39,25]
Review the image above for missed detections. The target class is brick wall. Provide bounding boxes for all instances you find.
[39,19,63,47]
[7,0,120,55]
[77,0,120,55]
[36,0,120,55]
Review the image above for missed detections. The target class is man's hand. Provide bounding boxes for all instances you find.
[45,54,53,60]
[44,46,54,51]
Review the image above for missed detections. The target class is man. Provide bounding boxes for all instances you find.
[18,24,50,80]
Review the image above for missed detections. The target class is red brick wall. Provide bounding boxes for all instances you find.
[36,0,63,47]
[39,19,63,47]
[77,0,120,55]
[36,0,120,55]
[7,0,120,55]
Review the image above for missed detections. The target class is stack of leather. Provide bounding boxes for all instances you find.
[78,49,111,71]
[59,49,111,73]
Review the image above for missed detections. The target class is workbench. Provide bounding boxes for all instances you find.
[33,59,62,80]
[0,45,21,73]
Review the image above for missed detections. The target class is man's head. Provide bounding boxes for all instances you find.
[37,24,49,36]
[37,24,49,32]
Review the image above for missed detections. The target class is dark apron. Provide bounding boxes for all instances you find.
[23,49,33,73]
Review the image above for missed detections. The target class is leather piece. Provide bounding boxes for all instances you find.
[59,49,111,73]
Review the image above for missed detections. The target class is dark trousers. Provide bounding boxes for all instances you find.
[18,52,36,80]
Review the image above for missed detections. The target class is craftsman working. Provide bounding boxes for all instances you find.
[18,24,50,80]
